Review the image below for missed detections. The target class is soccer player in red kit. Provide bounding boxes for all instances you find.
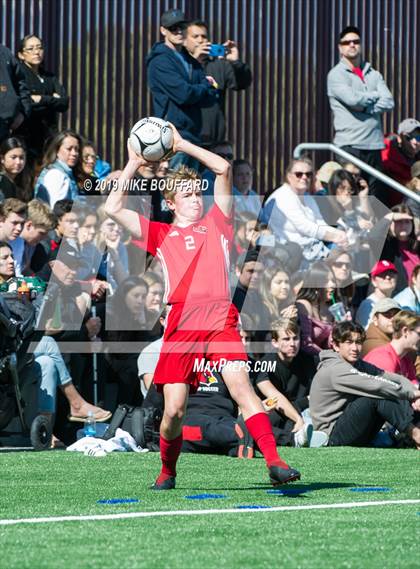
[105,125,301,489]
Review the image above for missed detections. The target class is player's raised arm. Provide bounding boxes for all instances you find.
[168,123,233,216]
[104,141,147,238]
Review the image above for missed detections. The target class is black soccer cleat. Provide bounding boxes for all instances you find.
[268,465,301,486]
[151,476,176,491]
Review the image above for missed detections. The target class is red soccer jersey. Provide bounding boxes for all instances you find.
[133,204,233,305]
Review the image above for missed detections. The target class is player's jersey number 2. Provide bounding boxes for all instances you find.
[184,235,196,250]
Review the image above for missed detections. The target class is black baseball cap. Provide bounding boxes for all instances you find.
[160,9,187,29]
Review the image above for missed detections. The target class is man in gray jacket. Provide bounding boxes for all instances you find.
[310,321,420,447]
[327,26,394,201]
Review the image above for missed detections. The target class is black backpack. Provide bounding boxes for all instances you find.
[102,404,162,451]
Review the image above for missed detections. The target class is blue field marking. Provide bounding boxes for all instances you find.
[185,494,227,500]
[97,498,140,505]
[267,488,308,495]
[236,505,272,509]
[349,487,391,493]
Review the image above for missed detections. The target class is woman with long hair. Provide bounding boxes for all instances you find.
[106,276,152,405]
[0,137,32,202]
[296,263,336,355]
[261,266,297,325]
[16,34,69,163]
[34,130,83,207]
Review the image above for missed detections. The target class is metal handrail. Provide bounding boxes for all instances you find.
[293,143,420,204]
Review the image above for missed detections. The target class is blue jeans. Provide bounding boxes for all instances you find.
[32,336,72,413]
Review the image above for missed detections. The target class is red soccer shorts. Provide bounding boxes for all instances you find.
[153,300,248,393]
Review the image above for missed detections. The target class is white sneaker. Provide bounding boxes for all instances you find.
[309,431,329,448]
[294,423,313,448]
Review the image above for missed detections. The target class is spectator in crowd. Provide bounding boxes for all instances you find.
[405,161,420,223]
[105,276,152,406]
[295,263,335,356]
[364,310,419,385]
[0,240,14,283]
[356,260,398,328]
[394,264,420,313]
[325,169,373,233]
[313,161,342,195]
[143,271,164,315]
[0,197,27,243]
[76,207,98,280]
[309,321,420,447]
[381,118,420,206]
[183,19,252,148]
[146,9,216,167]
[77,140,100,196]
[255,318,318,447]
[361,297,401,356]
[261,266,297,327]
[231,248,266,335]
[326,250,356,314]
[0,44,31,143]
[327,26,394,201]
[341,160,370,193]
[35,130,83,207]
[380,203,420,293]
[261,157,348,267]
[9,199,55,276]
[232,159,261,219]
[0,137,32,202]
[16,34,69,164]
[95,205,129,292]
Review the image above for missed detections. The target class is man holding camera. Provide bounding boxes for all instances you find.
[184,20,252,148]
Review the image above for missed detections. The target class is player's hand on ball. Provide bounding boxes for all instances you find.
[166,122,183,153]
[127,138,152,166]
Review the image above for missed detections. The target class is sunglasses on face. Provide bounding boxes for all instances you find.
[379,310,399,319]
[333,261,351,269]
[292,171,313,179]
[340,39,361,46]
[167,25,184,33]
[407,134,420,142]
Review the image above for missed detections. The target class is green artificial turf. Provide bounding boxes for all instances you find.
[1,448,419,569]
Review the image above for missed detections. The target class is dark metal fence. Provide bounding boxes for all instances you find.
[1,0,419,195]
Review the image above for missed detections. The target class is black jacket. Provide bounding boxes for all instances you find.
[0,46,31,135]
[146,42,216,142]
[15,64,69,158]
[201,57,252,146]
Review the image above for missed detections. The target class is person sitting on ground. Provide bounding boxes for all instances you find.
[364,310,419,386]
[361,298,401,357]
[255,318,319,447]
[309,321,420,448]
[356,260,398,329]
[393,263,420,313]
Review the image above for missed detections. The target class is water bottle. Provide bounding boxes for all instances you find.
[84,411,96,437]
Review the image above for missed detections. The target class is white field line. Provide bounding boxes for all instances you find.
[1,499,419,526]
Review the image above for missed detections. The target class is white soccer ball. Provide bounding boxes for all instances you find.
[129,117,174,162]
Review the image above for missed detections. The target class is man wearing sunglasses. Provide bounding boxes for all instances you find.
[381,118,420,206]
[146,10,217,168]
[327,26,394,203]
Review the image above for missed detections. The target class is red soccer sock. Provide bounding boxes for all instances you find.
[245,412,289,469]
[156,434,183,483]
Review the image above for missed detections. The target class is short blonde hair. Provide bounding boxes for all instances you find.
[392,310,420,339]
[163,165,202,201]
[27,199,55,230]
